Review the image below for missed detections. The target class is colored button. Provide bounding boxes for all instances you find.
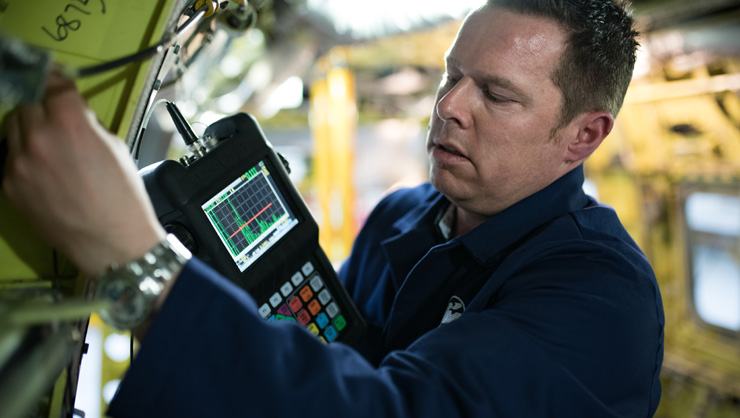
[324,325,337,342]
[308,299,321,316]
[318,336,327,345]
[288,296,303,313]
[297,309,311,326]
[277,303,292,316]
[275,314,295,322]
[269,292,282,307]
[306,322,319,336]
[309,275,324,292]
[291,271,304,286]
[258,303,271,319]
[326,302,339,318]
[334,315,347,331]
[318,289,331,305]
[280,281,294,297]
[316,312,329,329]
[299,285,313,302]
[301,261,315,276]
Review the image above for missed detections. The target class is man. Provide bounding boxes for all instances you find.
[3,0,664,416]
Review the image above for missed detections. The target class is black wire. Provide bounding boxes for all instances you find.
[73,1,206,78]
[73,0,262,79]
[75,44,166,78]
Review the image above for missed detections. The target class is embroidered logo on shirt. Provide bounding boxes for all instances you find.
[441,295,465,324]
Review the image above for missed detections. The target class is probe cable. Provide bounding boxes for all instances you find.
[57,0,206,79]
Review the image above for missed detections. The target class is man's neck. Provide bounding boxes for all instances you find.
[453,206,490,238]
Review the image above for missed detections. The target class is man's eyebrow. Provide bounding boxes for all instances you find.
[445,57,532,103]
[479,74,532,103]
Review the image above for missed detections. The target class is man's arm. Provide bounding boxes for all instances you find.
[108,242,661,417]
[2,75,170,338]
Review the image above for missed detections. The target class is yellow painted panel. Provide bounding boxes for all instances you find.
[0,0,179,281]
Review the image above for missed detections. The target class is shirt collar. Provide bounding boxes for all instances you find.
[384,165,589,267]
[436,203,456,241]
[459,165,589,263]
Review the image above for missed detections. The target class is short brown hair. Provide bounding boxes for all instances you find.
[486,0,639,127]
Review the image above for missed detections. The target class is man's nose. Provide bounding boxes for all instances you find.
[435,78,473,129]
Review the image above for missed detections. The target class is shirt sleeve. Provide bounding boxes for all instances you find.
[107,243,662,418]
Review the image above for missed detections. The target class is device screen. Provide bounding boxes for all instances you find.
[202,160,299,272]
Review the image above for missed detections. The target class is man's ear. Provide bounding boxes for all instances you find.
[564,111,614,163]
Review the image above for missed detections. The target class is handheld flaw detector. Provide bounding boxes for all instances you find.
[139,106,365,345]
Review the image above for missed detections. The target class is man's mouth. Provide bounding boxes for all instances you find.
[440,144,465,157]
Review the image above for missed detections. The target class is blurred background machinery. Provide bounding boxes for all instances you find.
[1,0,740,417]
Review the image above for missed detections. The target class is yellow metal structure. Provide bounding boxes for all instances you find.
[310,48,358,262]
[0,1,181,417]
[0,0,180,281]
[586,62,740,416]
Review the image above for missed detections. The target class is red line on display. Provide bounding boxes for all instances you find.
[229,203,273,238]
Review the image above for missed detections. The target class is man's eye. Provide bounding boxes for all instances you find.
[484,89,508,103]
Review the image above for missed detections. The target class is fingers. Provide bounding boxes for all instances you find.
[2,118,22,203]
[5,111,21,155]
[9,73,80,155]
[16,101,46,139]
[44,72,86,116]
[4,73,84,197]
[4,111,26,197]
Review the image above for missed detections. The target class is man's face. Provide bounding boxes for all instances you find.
[426,7,576,219]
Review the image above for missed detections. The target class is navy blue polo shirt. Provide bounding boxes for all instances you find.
[109,165,664,418]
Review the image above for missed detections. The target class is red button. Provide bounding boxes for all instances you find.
[297,309,311,325]
[289,296,303,313]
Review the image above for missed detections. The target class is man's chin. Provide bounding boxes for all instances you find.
[430,174,466,202]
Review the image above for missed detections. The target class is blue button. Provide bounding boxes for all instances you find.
[324,325,337,342]
[316,312,329,329]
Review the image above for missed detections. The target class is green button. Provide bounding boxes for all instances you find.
[334,315,346,331]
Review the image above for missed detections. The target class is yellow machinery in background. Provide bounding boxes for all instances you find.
[586,59,740,416]
[310,48,358,263]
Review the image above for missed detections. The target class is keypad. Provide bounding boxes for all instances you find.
[318,289,331,305]
[308,299,321,315]
[324,325,337,342]
[309,276,323,292]
[258,259,349,344]
[288,296,303,312]
[290,272,304,287]
[280,282,294,296]
[301,261,315,276]
[299,286,313,302]
[326,302,339,318]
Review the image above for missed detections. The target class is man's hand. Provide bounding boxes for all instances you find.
[2,75,166,276]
